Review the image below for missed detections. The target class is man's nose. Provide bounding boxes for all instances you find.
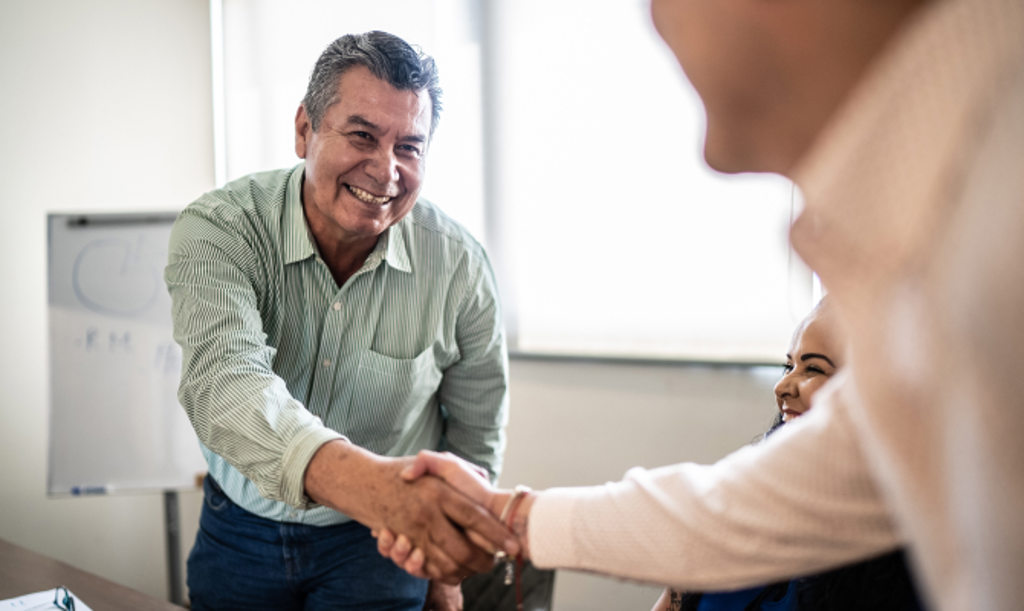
[365,147,400,186]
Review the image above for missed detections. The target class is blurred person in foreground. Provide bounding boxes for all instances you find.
[378,0,1024,609]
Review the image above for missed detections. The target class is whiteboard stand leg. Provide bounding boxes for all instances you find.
[163,489,184,605]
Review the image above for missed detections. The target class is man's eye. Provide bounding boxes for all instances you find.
[398,144,422,157]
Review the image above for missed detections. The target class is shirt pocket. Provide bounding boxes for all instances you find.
[346,346,443,454]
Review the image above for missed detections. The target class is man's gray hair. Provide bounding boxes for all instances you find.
[302,31,442,137]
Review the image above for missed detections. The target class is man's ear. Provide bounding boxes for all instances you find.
[294,104,311,159]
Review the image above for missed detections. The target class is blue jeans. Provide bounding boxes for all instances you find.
[187,476,428,610]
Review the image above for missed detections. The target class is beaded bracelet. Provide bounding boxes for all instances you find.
[493,484,532,610]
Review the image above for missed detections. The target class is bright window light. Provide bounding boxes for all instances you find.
[217,0,815,364]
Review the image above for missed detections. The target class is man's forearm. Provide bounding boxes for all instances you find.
[303,439,518,584]
[303,439,387,522]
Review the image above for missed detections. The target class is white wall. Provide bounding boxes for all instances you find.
[0,1,782,608]
[0,0,214,601]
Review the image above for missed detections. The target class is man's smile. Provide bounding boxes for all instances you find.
[346,184,395,205]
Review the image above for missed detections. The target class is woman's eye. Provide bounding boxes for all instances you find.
[807,365,826,375]
[781,363,794,374]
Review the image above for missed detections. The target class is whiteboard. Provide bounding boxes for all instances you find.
[47,212,206,495]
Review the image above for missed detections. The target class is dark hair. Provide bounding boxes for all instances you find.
[675,417,925,611]
[678,550,923,611]
[302,31,442,136]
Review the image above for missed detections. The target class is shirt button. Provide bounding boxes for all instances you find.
[323,359,332,367]
[332,302,341,311]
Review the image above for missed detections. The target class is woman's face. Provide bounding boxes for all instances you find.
[774,307,844,422]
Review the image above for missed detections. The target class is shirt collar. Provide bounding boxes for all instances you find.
[281,161,413,274]
[380,218,413,273]
[283,164,314,265]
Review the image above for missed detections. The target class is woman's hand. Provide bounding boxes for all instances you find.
[373,450,526,577]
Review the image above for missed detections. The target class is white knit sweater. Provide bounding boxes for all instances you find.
[527,1,1024,609]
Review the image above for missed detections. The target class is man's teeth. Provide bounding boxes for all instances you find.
[348,185,393,205]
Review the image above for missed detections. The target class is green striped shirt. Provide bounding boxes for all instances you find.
[165,163,508,526]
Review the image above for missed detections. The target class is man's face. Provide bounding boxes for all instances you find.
[650,0,786,173]
[295,65,432,248]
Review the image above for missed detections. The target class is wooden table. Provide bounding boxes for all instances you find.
[0,538,184,610]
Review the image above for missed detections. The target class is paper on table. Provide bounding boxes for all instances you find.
[0,588,93,611]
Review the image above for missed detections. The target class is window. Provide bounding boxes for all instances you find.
[215,0,815,364]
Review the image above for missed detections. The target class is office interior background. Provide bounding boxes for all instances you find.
[0,0,813,608]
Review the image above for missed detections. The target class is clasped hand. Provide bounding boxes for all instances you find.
[372,450,526,582]
[304,441,519,585]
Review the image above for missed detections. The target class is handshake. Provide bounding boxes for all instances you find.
[369,450,535,586]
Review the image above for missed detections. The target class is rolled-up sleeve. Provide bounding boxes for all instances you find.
[165,204,342,508]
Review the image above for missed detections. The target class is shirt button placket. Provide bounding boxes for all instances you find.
[323,303,340,368]
[326,302,342,370]
[310,298,343,412]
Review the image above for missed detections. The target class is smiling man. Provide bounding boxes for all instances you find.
[165,31,512,610]
[296,63,430,286]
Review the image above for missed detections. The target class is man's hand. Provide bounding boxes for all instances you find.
[424,580,463,611]
[304,441,517,584]
[377,450,521,576]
